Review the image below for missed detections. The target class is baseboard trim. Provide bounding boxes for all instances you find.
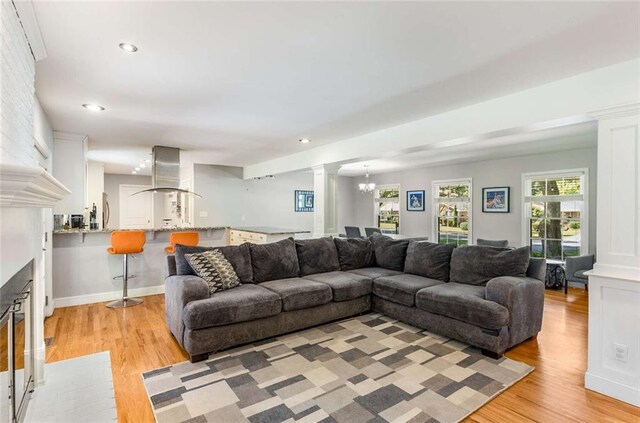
[585,371,640,407]
[53,285,165,308]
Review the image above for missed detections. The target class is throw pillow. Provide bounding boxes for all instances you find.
[449,245,531,286]
[184,250,241,294]
[370,233,409,271]
[333,237,376,271]
[174,243,253,283]
[249,238,300,283]
[404,241,455,281]
[295,237,340,276]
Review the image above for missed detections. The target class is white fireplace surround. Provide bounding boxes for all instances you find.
[0,164,70,208]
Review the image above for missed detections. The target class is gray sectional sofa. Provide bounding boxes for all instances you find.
[164,234,546,362]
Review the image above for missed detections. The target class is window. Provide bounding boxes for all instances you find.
[523,169,588,262]
[374,185,400,234]
[432,179,472,246]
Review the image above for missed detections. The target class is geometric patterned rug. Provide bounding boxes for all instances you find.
[142,313,533,423]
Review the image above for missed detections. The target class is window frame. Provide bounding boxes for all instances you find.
[431,178,473,246]
[373,184,401,234]
[521,168,589,263]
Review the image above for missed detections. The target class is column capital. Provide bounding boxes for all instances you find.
[589,102,640,121]
[311,163,341,174]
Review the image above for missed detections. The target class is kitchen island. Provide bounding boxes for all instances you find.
[52,226,228,309]
[51,226,309,309]
[229,226,311,245]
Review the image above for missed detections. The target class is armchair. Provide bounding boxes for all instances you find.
[564,254,594,292]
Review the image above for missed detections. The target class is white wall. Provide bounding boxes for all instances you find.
[193,165,314,231]
[348,147,597,250]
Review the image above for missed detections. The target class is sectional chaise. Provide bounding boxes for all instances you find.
[164,234,546,362]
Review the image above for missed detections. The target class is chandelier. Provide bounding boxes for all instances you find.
[359,165,376,193]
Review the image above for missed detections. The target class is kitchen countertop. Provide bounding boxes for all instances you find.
[52,226,228,234]
[230,226,311,235]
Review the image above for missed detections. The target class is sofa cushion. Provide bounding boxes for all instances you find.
[347,267,403,279]
[404,241,455,281]
[295,237,340,276]
[333,237,376,271]
[184,250,241,294]
[175,243,253,283]
[303,271,372,301]
[183,284,281,329]
[249,238,300,283]
[416,283,509,330]
[449,245,531,286]
[477,239,509,248]
[574,270,589,280]
[370,233,410,271]
[373,274,444,307]
[259,278,332,311]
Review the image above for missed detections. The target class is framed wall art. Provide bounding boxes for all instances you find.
[482,187,510,213]
[295,190,314,212]
[406,190,425,211]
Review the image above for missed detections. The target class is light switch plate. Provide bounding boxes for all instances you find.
[199,211,208,217]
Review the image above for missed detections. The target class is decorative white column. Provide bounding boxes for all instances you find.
[312,164,340,238]
[584,103,640,407]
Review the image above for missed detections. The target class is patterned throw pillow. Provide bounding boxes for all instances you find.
[184,250,241,294]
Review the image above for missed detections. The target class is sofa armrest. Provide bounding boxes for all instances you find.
[565,254,595,277]
[485,276,544,347]
[164,275,209,346]
[164,255,177,279]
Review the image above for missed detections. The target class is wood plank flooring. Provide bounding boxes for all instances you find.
[43,289,640,423]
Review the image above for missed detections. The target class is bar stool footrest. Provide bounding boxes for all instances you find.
[112,274,137,280]
[106,298,143,309]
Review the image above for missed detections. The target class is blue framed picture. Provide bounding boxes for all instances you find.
[295,190,314,212]
[482,187,510,213]
[406,190,425,211]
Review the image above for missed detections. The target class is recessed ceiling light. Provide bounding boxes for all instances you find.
[139,163,146,168]
[145,159,151,163]
[299,138,311,144]
[82,103,105,112]
[132,171,137,174]
[119,42,138,53]
[135,167,140,171]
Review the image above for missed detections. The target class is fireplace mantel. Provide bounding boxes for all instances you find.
[0,163,70,208]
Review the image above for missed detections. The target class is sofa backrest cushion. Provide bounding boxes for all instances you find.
[333,237,376,271]
[371,233,409,271]
[174,243,253,283]
[477,239,509,248]
[449,245,531,286]
[249,238,300,283]
[404,241,455,281]
[295,237,340,276]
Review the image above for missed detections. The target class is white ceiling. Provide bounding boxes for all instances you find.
[33,1,639,174]
[338,121,598,176]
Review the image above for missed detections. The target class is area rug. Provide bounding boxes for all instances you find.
[25,351,117,422]
[143,314,533,423]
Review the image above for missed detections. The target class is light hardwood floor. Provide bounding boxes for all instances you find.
[43,289,640,423]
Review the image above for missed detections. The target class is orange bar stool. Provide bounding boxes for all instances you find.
[164,231,199,254]
[106,231,146,308]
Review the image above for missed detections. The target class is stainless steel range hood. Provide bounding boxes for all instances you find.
[132,146,202,197]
